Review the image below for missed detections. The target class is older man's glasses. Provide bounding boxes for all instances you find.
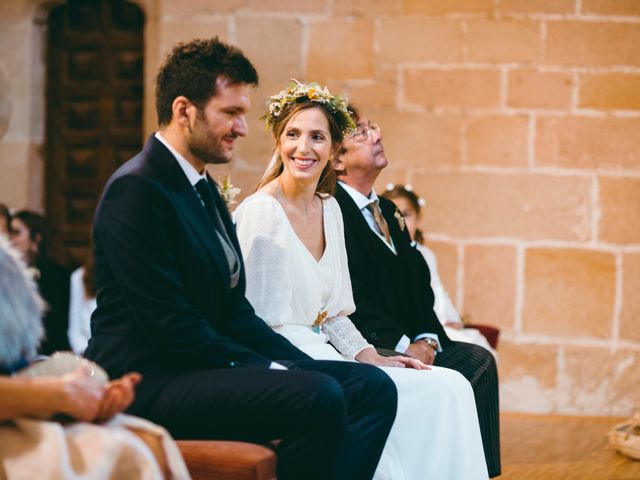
[346,122,380,142]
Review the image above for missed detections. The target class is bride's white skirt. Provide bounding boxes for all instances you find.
[286,326,489,480]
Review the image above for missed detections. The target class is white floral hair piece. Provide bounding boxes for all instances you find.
[385,183,427,208]
[261,79,356,136]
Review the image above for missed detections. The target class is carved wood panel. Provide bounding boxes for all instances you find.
[46,0,144,266]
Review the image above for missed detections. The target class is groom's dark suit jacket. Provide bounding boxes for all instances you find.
[85,136,309,411]
[334,183,451,350]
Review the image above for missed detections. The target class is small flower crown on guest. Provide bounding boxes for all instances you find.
[385,183,427,207]
[261,79,356,136]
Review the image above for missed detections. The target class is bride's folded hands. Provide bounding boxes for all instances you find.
[355,347,431,370]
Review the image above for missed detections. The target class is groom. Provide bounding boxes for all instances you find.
[84,38,397,480]
[333,107,501,477]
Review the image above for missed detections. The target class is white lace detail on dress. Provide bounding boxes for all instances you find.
[322,315,371,360]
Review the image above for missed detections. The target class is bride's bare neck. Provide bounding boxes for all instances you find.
[261,175,319,215]
[260,175,326,261]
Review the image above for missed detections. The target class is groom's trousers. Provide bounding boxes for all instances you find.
[136,359,397,480]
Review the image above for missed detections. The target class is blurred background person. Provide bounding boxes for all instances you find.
[10,210,70,355]
[68,239,97,355]
[0,234,188,479]
[0,204,10,237]
[383,185,498,359]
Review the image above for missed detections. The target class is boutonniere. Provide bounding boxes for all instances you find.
[394,208,406,231]
[218,175,241,208]
[28,266,41,280]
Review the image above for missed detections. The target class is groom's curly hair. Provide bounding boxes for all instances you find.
[155,37,259,126]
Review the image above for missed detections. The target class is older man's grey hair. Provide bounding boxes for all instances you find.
[0,235,45,369]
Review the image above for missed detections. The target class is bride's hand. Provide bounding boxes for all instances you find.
[355,348,431,370]
[385,356,431,370]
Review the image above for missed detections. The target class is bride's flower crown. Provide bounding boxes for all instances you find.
[261,79,356,136]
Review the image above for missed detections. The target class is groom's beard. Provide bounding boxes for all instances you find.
[188,112,233,165]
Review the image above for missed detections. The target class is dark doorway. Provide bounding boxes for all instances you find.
[46,0,144,266]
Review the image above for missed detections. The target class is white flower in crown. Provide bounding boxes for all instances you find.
[218,175,241,207]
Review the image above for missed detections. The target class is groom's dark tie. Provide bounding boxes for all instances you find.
[195,179,224,229]
[195,178,240,288]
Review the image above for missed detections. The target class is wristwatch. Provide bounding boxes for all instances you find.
[421,337,439,351]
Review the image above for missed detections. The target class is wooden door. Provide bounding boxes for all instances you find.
[46,0,144,266]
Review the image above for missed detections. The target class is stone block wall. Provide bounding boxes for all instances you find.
[1,0,638,415]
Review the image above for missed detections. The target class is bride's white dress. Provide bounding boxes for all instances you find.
[234,192,488,480]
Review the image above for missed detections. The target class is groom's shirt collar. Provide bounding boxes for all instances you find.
[155,132,206,187]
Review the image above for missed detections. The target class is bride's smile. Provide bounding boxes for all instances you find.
[279,107,332,181]
[290,156,317,169]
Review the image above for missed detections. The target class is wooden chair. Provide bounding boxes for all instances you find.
[177,440,277,480]
[467,323,500,349]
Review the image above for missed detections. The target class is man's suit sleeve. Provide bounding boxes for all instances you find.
[380,199,449,345]
[226,291,311,361]
[342,222,409,349]
[95,174,273,369]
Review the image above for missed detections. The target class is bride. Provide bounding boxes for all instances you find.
[234,80,488,479]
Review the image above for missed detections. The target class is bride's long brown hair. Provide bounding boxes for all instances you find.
[257,101,346,197]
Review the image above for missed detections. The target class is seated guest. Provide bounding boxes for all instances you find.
[0,203,10,236]
[0,235,189,479]
[382,184,497,359]
[68,242,97,355]
[10,210,70,355]
[333,106,502,477]
[235,80,488,479]
[84,38,397,480]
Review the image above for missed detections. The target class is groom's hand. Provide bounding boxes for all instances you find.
[405,342,436,366]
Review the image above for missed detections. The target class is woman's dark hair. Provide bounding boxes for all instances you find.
[258,102,345,197]
[12,210,53,265]
[155,37,259,126]
[382,186,425,245]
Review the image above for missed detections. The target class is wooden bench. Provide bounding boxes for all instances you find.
[177,440,277,480]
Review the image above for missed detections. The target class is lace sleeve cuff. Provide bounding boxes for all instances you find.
[322,315,373,360]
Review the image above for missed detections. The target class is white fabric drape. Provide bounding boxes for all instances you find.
[0,414,190,480]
